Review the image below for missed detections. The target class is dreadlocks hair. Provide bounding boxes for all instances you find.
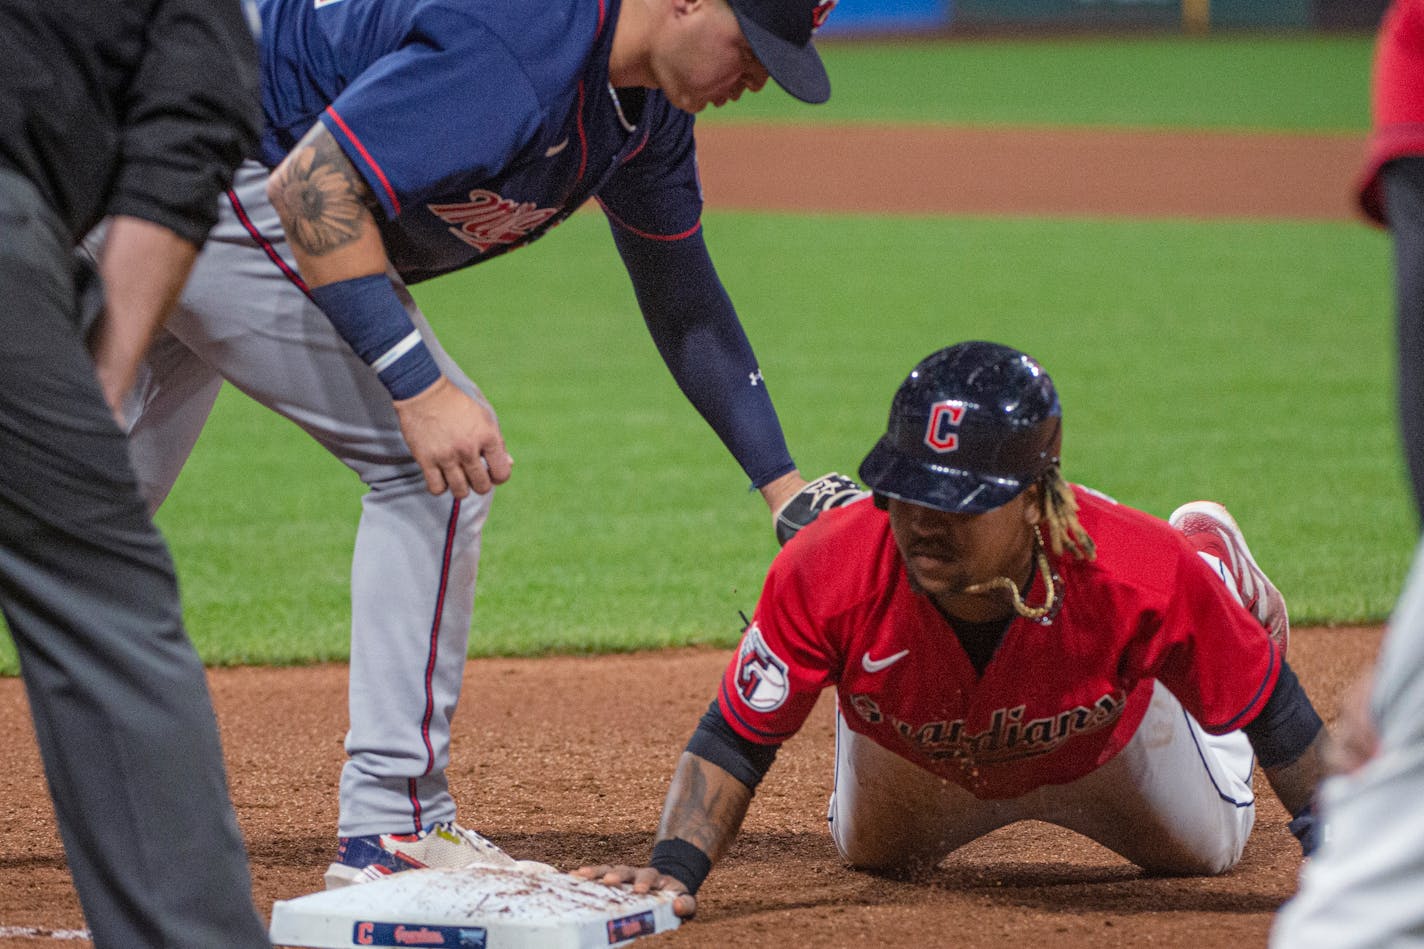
[1035,464,1096,562]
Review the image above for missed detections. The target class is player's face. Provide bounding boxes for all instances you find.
[887,493,1039,611]
[650,0,770,113]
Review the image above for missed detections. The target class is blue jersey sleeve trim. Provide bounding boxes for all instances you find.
[1215,637,1281,733]
[323,106,402,218]
[599,198,701,242]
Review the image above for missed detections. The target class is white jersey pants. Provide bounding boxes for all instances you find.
[122,161,494,837]
[1271,538,1424,948]
[828,680,1257,876]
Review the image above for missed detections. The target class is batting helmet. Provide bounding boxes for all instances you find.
[858,341,1062,514]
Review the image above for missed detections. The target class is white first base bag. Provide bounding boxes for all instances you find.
[268,865,681,948]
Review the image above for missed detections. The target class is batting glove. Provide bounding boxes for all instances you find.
[773,472,869,546]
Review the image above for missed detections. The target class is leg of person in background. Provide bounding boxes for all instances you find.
[0,170,269,946]
[1385,156,1424,525]
[1271,537,1424,947]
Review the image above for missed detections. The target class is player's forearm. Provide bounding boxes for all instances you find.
[655,752,753,866]
[270,124,442,401]
[1263,731,1329,818]
[90,215,200,415]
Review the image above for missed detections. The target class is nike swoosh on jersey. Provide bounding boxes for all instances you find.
[861,649,909,673]
[544,138,570,158]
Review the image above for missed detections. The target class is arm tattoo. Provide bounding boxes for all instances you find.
[271,129,379,257]
[659,755,752,860]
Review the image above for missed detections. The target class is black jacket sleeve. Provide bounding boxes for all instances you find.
[108,0,261,244]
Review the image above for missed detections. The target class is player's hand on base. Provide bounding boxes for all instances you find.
[570,864,697,918]
[393,376,513,498]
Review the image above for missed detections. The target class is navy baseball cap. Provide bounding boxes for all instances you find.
[859,342,1063,514]
[728,0,836,104]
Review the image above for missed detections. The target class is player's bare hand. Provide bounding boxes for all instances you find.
[570,864,697,918]
[393,376,513,498]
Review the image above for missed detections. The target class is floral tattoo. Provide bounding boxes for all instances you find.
[271,130,376,257]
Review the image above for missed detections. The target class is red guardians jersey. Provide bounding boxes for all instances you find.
[1360,0,1424,224]
[717,487,1281,799]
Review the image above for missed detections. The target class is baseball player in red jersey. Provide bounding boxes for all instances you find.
[1358,0,1424,523]
[577,341,1329,916]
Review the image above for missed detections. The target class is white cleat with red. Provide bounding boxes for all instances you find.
[1169,500,1290,657]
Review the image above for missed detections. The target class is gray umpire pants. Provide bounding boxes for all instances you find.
[0,168,270,947]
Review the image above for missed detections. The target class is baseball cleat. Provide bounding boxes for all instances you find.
[1169,500,1290,656]
[324,821,519,890]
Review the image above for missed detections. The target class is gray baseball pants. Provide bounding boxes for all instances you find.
[0,168,269,946]
[122,161,493,837]
[1271,537,1424,948]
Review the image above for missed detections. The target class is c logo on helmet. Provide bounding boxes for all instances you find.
[811,0,837,32]
[925,400,967,453]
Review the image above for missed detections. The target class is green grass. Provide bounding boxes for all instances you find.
[1,209,1404,674]
[0,35,1392,672]
[699,34,1373,131]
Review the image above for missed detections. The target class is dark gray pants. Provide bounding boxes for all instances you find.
[0,169,269,947]
[1386,157,1424,527]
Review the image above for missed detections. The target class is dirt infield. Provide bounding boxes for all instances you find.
[0,124,1385,947]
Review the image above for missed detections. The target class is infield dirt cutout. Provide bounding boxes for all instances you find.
[0,124,1385,947]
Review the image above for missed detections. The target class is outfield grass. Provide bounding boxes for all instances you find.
[699,34,1373,132]
[1,207,1398,674]
[0,34,1395,673]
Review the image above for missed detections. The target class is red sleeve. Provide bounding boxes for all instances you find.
[1361,0,1424,224]
[716,550,836,745]
[1120,544,1281,735]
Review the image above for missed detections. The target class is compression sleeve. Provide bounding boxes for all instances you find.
[1241,659,1324,769]
[609,223,796,489]
[308,274,442,400]
[685,700,780,790]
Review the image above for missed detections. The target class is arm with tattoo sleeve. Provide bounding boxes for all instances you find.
[266,122,512,497]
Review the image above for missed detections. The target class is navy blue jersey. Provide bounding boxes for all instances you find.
[257,0,701,284]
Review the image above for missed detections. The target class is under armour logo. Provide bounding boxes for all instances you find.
[749,369,764,386]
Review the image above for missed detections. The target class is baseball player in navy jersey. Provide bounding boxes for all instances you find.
[107,0,864,888]
[577,341,1330,917]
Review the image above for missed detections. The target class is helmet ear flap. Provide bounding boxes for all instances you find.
[872,492,890,511]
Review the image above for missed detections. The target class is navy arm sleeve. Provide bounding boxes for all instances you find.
[1242,659,1324,769]
[610,224,796,489]
[685,700,780,790]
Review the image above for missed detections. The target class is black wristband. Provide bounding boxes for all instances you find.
[650,837,712,896]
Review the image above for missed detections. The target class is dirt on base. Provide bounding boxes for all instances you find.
[0,123,1385,947]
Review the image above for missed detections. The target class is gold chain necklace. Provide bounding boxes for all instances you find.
[962,528,1061,622]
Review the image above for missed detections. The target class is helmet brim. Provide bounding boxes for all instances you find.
[859,437,1031,514]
